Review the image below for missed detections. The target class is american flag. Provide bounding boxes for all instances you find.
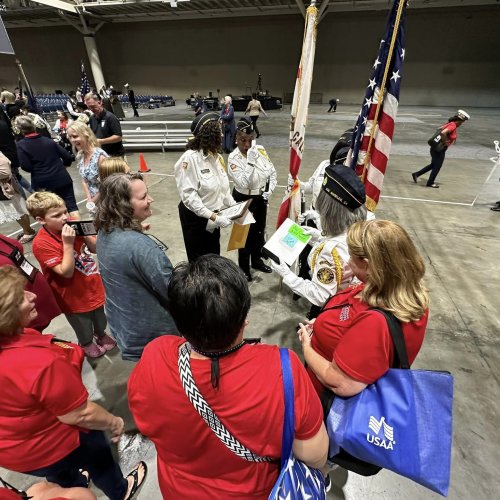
[349,0,407,212]
[276,3,318,228]
[80,61,91,96]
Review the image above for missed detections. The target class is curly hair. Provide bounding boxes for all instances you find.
[187,121,222,155]
[347,219,429,322]
[67,120,99,155]
[0,266,26,336]
[94,173,144,233]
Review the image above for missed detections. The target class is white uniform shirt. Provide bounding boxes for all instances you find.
[300,160,329,209]
[282,232,355,307]
[227,146,277,194]
[175,149,235,219]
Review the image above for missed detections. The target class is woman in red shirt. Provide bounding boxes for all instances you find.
[0,266,146,500]
[412,109,470,188]
[128,255,328,498]
[298,219,429,398]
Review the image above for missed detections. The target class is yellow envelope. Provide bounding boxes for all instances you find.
[227,224,250,251]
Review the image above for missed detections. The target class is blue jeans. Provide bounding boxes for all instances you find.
[25,430,127,500]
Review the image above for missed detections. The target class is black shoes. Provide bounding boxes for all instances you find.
[244,272,253,282]
[411,173,418,183]
[252,261,272,273]
[426,184,439,188]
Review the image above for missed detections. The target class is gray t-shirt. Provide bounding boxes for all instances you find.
[97,228,178,361]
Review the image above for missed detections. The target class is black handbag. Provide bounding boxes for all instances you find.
[427,127,447,153]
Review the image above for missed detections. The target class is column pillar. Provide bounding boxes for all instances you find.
[83,34,105,91]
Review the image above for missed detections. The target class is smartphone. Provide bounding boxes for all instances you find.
[66,220,97,236]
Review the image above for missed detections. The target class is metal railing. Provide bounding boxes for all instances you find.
[121,120,191,152]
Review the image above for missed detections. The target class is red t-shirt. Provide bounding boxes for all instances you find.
[0,329,88,472]
[0,235,61,330]
[309,285,428,393]
[32,227,105,314]
[128,336,323,498]
[441,121,458,146]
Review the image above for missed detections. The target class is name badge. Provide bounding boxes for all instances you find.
[10,248,37,282]
[101,120,106,127]
[200,168,210,174]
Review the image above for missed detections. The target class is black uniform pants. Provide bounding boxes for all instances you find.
[250,115,260,136]
[414,148,447,186]
[179,202,220,262]
[233,189,267,273]
[130,100,139,117]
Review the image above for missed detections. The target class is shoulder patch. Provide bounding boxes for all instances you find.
[182,162,189,170]
[316,266,336,285]
[230,164,238,171]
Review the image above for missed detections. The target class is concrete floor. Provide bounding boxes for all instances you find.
[1,103,499,499]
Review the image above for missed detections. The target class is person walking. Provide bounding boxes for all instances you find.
[124,84,139,118]
[244,93,267,138]
[220,96,236,154]
[412,109,470,188]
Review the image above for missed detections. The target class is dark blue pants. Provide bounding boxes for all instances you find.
[414,148,447,186]
[25,430,127,500]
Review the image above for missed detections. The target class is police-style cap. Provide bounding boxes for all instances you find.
[322,164,366,211]
[190,111,220,135]
[236,116,254,135]
[456,109,470,121]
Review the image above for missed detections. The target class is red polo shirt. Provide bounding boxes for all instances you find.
[0,235,61,330]
[309,285,428,394]
[0,329,88,472]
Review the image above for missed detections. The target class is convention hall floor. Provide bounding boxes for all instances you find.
[1,103,499,499]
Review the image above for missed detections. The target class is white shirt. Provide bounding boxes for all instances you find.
[175,149,235,219]
[227,145,277,193]
[300,160,329,209]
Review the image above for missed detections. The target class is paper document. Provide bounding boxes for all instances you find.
[263,218,311,266]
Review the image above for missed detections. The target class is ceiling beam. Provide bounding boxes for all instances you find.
[31,0,77,13]
[294,0,306,18]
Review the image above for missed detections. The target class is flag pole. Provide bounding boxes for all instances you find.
[361,0,406,182]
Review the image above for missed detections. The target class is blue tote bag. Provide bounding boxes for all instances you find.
[269,348,326,500]
[326,310,454,496]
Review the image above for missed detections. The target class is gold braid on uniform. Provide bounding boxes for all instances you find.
[311,242,343,288]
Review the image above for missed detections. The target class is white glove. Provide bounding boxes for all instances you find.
[287,173,298,189]
[270,260,292,278]
[297,213,306,224]
[262,191,271,201]
[301,225,322,244]
[213,215,233,228]
[247,146,259,164]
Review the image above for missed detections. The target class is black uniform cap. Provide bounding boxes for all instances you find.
[190,111,220,135]
[236,116,254,135]
[322,164,366,211]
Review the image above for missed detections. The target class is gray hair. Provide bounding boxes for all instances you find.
[15,115,36,135]
[316,189,367,236]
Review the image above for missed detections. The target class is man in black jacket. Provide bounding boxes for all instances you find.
[124,83,139,118]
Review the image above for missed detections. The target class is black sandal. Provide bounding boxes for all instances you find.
[124,461,148,500]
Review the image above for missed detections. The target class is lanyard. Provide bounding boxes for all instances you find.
[0,238,36,282]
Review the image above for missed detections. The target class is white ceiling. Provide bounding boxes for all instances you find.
[1,0,498,28]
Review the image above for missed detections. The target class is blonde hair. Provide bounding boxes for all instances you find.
[0,266,26,336]
[99,157,130,181]
[67,120,98,154]
[347,220,429,322]
[26,191,65,219]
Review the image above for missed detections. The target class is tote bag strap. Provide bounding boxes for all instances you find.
[177,341,273,463]
[370,308,410,369]
[279,347,295,468]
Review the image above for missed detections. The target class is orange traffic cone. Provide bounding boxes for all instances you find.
[139,153,151,173]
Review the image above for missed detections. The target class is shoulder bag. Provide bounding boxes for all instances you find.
[324,309,454,496]
[177,343,325,499]
[427,125,447,153]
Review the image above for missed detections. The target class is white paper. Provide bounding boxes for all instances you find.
[263,218,311,266]
[217,201,250,220]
